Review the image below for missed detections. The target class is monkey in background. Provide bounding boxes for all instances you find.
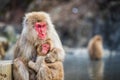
[0,37,9,60]
[13,12,65,80]
[0,43,5,59]
[88,35,104,60]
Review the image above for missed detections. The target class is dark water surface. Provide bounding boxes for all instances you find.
[64,48,120,80]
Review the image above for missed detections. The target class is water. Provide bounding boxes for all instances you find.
[64,48,120,80]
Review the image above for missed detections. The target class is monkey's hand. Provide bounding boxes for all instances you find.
[28,61,39,72]
[45,48,60,63]
[28,56,45,72]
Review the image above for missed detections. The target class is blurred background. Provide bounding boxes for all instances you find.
[0,0,120,49]
[0,0,120,80]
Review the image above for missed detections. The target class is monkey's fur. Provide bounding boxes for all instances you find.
[88,35,103,60]
[13,12,65,80]
[0,39,9,59]
[0,42,5,59]
[28,48,63,80]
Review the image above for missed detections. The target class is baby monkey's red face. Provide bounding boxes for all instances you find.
[41,43,50,55]
[34,22,47,40]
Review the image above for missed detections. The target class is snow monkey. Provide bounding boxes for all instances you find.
[0,37,9,60]
[13,12,65,80]
[88,35,103,60]
[28,39,63,80]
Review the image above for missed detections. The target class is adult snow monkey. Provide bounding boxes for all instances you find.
[13,12,65,80]
[88,35,103,60]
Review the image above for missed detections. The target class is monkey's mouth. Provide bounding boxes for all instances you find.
[38,32,46,40]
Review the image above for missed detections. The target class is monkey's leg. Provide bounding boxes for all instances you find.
[37,62,64,80]
[37,64,52,80]
[13,58,29,80]
[47,62,64,80]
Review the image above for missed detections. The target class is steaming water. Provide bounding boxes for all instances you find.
[64,48,120,80]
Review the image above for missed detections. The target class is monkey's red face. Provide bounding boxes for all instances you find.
[34,22,47,39]
[41,43,50,55]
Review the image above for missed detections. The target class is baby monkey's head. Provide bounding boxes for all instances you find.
[36,39,53,56]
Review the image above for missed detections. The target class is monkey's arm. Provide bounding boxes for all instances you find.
[14,38,22,59]
[28,56,45,72]
[28,61,38,72]
[13,58,29,80]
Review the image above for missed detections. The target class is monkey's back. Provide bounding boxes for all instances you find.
[88,37,103,60]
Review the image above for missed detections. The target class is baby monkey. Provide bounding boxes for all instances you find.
[28,38,52,71]
[28,39,63,80]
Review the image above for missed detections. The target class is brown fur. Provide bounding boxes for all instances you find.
[88,35,103,60]
[28,48,63,80]
[0,43,5,59]
[13,12,65,80]
[0,41,9,59]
